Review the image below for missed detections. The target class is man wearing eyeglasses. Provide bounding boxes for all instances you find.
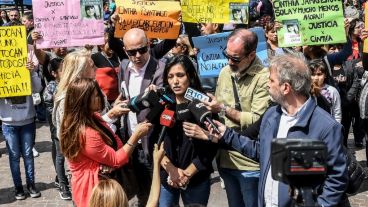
[119,28,165,207]
[203,28,270,207]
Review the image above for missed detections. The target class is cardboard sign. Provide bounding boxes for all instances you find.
[181,0,249,24]
[193,28,268,78]
[33,0,104,48]
[114,0,181,39]
[273,0,346,47]
[0,26,31,97]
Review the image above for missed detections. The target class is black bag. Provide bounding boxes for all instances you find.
[346,151,366,194]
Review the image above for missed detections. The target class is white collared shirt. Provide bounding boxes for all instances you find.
[127,57,150,136]
[264,98,311,207]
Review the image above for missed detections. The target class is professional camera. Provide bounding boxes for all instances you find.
[271,139,327,207]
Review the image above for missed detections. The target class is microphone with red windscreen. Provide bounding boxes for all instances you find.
[157,108,176,145]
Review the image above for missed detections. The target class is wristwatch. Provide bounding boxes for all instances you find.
[219,104,227,117]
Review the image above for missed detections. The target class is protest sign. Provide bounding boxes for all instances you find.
[32,0,104,49]
[0,26,31,98]
[273,0,346,47]
[364,6,368,53]
[193,28,268,78]
[181,0,249,24]
[193,32,230,78]
[114,0,181,39]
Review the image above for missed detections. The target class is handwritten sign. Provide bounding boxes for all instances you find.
[32,0,104,49]
[193,32,230,78]
[114,0,181,39]
[0,26,31,98]
[181,0,249,24]
[193,28,268,78]
[364,6,368,53]
[273,0,346,47]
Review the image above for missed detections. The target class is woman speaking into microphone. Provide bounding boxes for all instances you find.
[151,55,218,206]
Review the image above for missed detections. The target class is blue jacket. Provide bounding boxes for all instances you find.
[221,98,348,207]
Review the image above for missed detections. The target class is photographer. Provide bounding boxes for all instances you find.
[196,55,348,207]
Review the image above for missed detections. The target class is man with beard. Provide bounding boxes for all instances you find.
[204,54,348,207]
[203,28,269,207]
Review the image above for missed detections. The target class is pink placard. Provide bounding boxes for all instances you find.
[33,0,104,49]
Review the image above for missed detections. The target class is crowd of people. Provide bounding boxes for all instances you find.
[1,0,368,206]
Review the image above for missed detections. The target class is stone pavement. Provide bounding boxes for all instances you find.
[0,122,368,207]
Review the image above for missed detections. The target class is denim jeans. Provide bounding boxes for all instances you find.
[159,177,210,207]
[2,122,36,187]
[46,109,68,186]
[219,168,260,207]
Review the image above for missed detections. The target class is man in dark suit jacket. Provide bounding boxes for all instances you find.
[119,28,165,207]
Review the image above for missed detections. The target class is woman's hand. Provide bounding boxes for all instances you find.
[167,167,189,188]
[31,31,42,42]
[26,62,35,72]
[145,84,159,93]
[107,100,130,119]
[153,143,165,165]
[183,122,208,140]
[134,122,153,138]
[361,29,368,40]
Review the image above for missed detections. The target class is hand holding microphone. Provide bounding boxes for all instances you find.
[187,99,221,134]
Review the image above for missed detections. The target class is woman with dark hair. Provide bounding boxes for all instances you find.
[0,10,10,26]
[158,55,217,206]
[85,5,98,20]
[60,78,152,207]
[308,59,342,122]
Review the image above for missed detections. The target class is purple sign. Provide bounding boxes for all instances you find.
[33,0,104,48]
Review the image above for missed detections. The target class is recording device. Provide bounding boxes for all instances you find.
[271,139,327,207]
[187,99,220,134]
[184,87,210,102]
[127,87,175,122]
[157,108,176,145]
[176,102,192,121]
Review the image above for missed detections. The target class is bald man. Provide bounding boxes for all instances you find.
[204,28,270,207]
[119,28,165,207]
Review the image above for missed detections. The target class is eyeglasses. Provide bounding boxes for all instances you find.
[222,48,247,64]
[125,46,148,56]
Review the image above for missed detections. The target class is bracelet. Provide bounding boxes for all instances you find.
[126,141,135,147]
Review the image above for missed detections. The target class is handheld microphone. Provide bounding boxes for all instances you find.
[176,102,192,121]
[145,91,175,122]
[157,108,175,145]
[187,99,220,134]
[184,87,210,102]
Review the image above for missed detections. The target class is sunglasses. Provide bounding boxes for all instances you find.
[222,49,247,64]
[125,46,148,56]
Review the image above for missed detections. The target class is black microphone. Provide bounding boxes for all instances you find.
[157,108,176,145]
[187,99,220,134]
[176,102,192,121]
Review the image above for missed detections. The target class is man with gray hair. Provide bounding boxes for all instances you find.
[203,54,348,206]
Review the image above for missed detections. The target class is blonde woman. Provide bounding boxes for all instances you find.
[89,179,128,207]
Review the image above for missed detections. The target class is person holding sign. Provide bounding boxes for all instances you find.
[203,29,270,207]
[0,61,43,200]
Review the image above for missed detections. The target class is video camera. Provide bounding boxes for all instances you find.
[271,139,327,207]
